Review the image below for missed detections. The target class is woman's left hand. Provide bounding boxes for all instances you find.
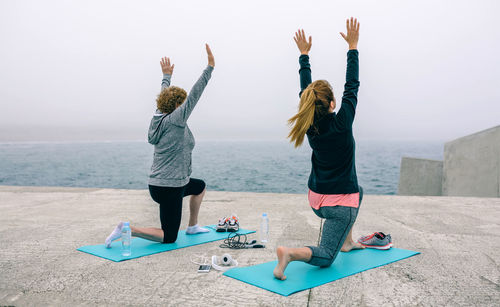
[160,57,174,75]
[294,29,312,55]
[206,44,215,67]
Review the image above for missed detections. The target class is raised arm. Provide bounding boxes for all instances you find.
[168,44,215,125]
[160,57,174,90]
[337,17,360,128]
[294,29,312,97]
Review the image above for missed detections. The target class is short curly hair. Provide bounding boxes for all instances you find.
[156,86,187,114]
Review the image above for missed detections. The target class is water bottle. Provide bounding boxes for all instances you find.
[260,213,269,243]
[121,222,131,257]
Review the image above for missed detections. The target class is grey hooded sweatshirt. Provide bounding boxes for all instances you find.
[148,65,214,187]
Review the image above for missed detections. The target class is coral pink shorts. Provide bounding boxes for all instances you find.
[308,189,360,210]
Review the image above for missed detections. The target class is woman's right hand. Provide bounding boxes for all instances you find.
[206,44,215,67]
[294,29,312,55]
[340,17,360,50]
[160,57,174,75]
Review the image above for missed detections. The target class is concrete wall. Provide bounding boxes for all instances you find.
[398,157,443,196]
[443,125,500,197]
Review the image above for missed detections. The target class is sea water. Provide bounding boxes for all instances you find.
[0,140,442,195]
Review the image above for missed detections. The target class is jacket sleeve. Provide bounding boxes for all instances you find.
[299,54,312,97]
[161,74,171,90]
[167,65,214,126]
[336,49,360,129]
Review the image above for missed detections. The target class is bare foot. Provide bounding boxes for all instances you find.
[341,240,365,252]
[273,246,291,280]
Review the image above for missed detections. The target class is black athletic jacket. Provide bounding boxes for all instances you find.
[299,50,360,194]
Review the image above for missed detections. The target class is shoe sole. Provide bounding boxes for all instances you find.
[216,228,227,232]
[359,242,393,250]
[227,225,239,232]
[227,220,239,232]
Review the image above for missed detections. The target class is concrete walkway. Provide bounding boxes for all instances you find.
[0,185,499,306]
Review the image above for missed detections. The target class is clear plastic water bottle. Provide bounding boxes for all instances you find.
[260,213,269,243]
[121,222,131,257]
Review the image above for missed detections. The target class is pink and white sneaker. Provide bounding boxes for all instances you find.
[227,215,239,232]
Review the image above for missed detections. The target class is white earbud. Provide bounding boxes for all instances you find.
[211,254,238,271]
[221,253,232,265]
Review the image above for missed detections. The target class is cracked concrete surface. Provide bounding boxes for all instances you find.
[0,186,499,306]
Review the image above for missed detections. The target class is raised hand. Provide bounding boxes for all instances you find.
[160,57,174,75]
[206,44,215,67]
[294,29,312,55]
[340,17,360,50]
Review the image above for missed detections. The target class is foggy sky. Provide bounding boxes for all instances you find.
[0,0,499,142]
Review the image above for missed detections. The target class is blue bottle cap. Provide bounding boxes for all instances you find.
[123,222,130,226]
[262,213,267,217]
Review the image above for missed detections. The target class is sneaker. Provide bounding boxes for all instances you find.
[216,217,228,232]
[357,232,392,250]
[227,215,239,232]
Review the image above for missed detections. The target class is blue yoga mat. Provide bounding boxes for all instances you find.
[77,225,255,262]
[224,247,419,296]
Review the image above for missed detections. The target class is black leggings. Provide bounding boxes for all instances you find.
[149,178,206,243]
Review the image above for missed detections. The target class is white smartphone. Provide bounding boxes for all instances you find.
[197,264,211,273]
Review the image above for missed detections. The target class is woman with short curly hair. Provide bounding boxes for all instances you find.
[157,86,187,115]
[105,44,215,246]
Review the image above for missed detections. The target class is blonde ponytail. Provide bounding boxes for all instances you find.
[288,88,317,147]
[287,80,334,148]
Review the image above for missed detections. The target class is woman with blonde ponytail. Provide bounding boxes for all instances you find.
[274,18,365,280]
[288,80,333,147]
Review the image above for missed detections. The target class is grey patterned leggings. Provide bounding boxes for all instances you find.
[307,186,363,267]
